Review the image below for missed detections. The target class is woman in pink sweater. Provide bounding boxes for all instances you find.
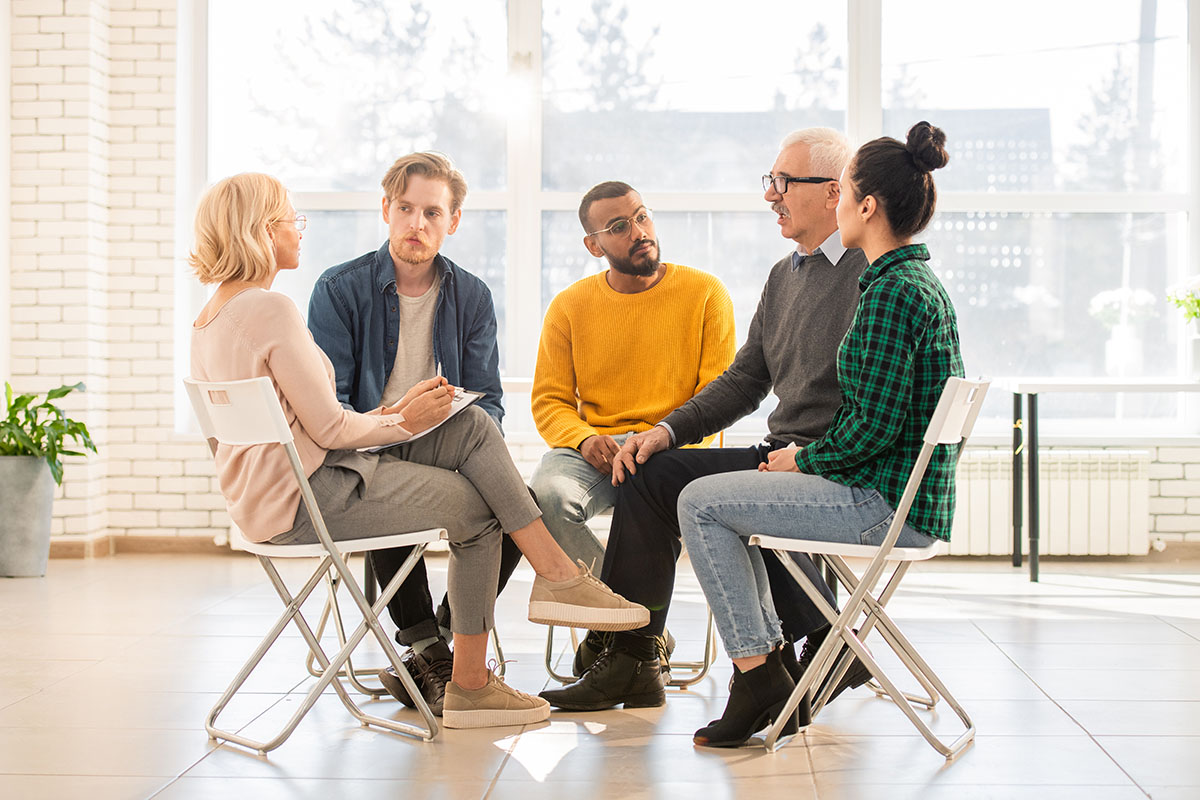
[189,173,648,730]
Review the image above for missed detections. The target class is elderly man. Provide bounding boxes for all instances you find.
[308,151,521,716]
[541,129,871,715]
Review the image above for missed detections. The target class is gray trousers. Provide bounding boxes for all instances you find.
[273,405,541,636]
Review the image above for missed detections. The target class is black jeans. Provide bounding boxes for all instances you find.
[369,534,524,646]
[602,445,837,642]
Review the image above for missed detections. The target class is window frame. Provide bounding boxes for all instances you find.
[179,0,1200,435]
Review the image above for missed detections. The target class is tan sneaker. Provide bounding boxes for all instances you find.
[443,672,551,729]
[528,561,650,631]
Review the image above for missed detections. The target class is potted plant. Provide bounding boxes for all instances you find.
[0,382,97,577]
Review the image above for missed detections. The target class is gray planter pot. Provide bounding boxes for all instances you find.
[0,456,56,577]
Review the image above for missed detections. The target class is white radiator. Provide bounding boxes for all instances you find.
[950,449,1150,556]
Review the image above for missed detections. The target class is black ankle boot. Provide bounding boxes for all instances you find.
[540,647,665,711]
[694,649,802,748]
[572,630,614,677]
[777,641,813,727]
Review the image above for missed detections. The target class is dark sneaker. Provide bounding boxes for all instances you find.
[540,647,666,711]
[378,641,453,716]
[796,628,872,705]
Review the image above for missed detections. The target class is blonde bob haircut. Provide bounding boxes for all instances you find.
[380,152,468,214]
[189,172,291,285]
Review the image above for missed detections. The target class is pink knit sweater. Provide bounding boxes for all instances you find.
[190,288,412,541]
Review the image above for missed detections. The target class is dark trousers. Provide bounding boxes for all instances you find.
[370,534,524,646]
[602,446,837,642]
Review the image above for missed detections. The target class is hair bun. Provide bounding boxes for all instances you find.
[906,121,949,173]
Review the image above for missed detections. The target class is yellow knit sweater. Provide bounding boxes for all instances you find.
[533,263,736,450]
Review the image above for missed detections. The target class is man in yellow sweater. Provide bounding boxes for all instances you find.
[530,182,736,631]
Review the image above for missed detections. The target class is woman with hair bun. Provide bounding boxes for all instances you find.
[677,122,964,748]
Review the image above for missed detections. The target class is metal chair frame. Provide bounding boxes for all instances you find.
[184,376,446,753]
[749,377,989,759]
[303,578,507,691]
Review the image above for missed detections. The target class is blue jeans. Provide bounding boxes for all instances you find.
[529,433,633,572]
[678,470,935,659]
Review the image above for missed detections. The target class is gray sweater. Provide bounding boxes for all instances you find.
[663,248,868,447]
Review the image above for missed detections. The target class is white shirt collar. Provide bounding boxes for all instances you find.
[793,229,848,266]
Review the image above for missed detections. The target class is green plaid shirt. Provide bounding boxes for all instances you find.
[794,243,965,541]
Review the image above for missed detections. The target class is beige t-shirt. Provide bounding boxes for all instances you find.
[381,272,440,406]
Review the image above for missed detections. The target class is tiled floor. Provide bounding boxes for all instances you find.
[1,551,1198,799]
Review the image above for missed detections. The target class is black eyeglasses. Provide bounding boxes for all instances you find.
[762,174,837,195]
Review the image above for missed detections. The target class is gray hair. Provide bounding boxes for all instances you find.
[779,127,852,179]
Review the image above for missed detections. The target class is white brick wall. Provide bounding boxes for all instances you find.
[4,1,1200,551]
[8,0,226,544]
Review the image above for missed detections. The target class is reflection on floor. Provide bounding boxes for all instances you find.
[1,550,1198,799]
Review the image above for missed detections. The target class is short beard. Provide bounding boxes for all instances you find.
[607,239,660,277]
[390,238,436,266]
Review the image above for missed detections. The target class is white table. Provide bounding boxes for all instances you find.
[992,378,1200,582]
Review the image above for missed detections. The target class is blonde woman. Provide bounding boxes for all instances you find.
[189,173,648,730]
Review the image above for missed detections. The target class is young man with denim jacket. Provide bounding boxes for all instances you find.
[307,152,520,717]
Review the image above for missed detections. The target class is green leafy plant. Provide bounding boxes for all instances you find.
[1168,290,1200,324]
[1,382,97,485]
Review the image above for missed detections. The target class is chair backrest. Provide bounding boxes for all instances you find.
[874,376,991,557]
[183,376,295,447]
[922,377,989,447]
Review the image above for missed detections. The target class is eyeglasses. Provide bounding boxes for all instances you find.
[274,214,307,231]
[586,208,653,238]
[762,175,837,195]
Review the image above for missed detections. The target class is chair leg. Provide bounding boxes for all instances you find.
[304,568,391,696]
[762,549,975,759]
[823,557,940,709]
[320,544,439,738]
[665,609,717,688]
[205,555,331,753]
[490,627,506,677]
[206,544,438,754]
[544,625,581,684]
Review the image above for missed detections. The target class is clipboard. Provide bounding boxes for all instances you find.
[362,389,484,452]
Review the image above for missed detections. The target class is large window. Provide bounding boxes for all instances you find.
[196,0,1196,436]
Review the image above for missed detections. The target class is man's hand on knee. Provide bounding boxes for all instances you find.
[611,427,670,485]
[580,434,620,476]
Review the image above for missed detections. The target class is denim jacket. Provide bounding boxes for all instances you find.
[307,243,504,429]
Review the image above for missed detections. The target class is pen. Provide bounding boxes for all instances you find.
[435,361,442,379]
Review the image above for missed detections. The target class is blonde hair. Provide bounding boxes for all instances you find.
[188,173,291,285]
[381,152,468,213]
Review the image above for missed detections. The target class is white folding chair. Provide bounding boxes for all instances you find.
[750,376,989,759]
[184,376,446,753]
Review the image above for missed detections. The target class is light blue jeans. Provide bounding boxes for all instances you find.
[678,470,935,659]
[529,433,634,572]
